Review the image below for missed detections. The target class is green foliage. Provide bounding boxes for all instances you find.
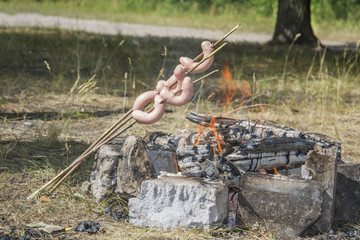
[312,0,360,21]
[4,0,359,22]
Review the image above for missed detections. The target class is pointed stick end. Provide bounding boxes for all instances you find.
[231,24,241,32]
[27,190,40,201]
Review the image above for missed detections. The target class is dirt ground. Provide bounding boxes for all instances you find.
[0,13,359,239]
[0,93,272,239]
[1,91,359,239]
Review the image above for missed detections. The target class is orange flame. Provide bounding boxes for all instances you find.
[194,123,204,146]
[193,116,223,154]
[220,62,236,108]
[219,62,253,112]
[273,167,278,175]
[235,80,253,113]
[208,117,223,153]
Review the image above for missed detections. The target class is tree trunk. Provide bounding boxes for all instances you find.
[272,0,319,45]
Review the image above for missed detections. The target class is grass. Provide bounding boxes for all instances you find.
[0,169,277,239]
[0,21,359,239]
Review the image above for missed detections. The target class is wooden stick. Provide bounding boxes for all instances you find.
[27,25,239,200]
[193,69,219,84]
[192,24,240,62]
[186,43,227,74]
[47,70,220,193]
[49,119,138,193]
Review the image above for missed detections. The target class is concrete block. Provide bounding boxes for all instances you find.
[335,163,360,223]
[305,144,338,231]
[129,176,228,230]
[145,132,178,175]
[238,173,323,237]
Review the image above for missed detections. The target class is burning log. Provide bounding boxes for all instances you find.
[186,111,340,173]
[176,138,241,186]
[225,137,315,171]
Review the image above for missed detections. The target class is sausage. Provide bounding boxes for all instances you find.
[165,65,186,91]
[155,80,167,92]
[132,91,166,124]
[132,40,215,124]
[179,41,214,73]
[160,76,193,106]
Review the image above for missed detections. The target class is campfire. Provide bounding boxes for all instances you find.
[26,24,359,238]
[91,110,342,236]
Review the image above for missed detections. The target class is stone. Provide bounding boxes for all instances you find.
[145,132,179,175]
[91,136,157,202]
[115,136,157,197]
[80,181,91,193]
[73,192,85,200]
[128,176,228,230]
[237,172,323,237]
[90,113,344,234]
[335,163,360,223]
[305,144,338,231]
[90,138,125,203]
[301,165,311,179]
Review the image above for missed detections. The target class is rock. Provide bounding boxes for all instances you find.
[91,136,157,202]
[91,138,125,203]
[301,165,311,179]
[128,176,228,230]
[237,172,323,237]
[80,181,91,193]
[73,192,85,200]
[115,136,157,197]
[335,163,360,223]
[305,144,338,231]
[145,132,178,175]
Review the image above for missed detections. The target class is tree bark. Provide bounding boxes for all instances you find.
[272,0,319,45]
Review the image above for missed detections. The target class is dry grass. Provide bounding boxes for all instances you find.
[0,170,275,239]
[0,25,359,239]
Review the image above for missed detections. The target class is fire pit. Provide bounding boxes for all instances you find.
[90,111,360,237]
